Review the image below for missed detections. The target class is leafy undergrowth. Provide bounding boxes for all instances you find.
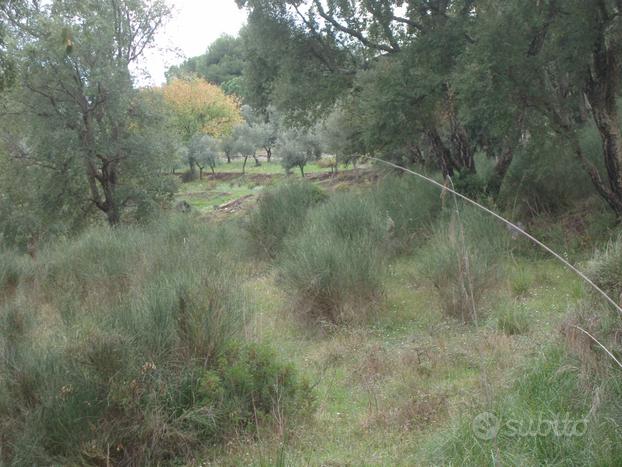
[202,254,587,465]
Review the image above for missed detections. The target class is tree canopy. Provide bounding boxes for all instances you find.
[236,0,622,216]
[0,0,174,227]
[165,34,246,96]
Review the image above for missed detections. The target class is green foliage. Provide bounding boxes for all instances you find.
[321,104,364,167]
[508,266,534,297]
[495,301,530,335]
[419,206,510,322]
[0,216,311,465]
[247,180,327,258]
[277,128,323,177]
[278,192,387,324]
[499,129,601,216]
[166,35,246,95]
[371,175,442,253]
[239,3,354,121]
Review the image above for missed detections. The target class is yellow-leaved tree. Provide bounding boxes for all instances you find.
[160,78,242,173]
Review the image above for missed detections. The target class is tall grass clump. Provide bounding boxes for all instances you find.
[0,215,312,465]
[563,235,622,376]
[586,234,622,301]
[419,205,510,322]
[371,175,441,253]
[247,180,327,258]
[278,192,388,324]
[422,345,622,465]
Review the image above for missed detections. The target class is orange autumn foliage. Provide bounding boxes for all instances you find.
[159,78,242,142]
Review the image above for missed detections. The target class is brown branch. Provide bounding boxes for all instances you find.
[313,0,398,54]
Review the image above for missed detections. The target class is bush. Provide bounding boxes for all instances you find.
[371,175,441,253]
[0,215,312,465]
[419,205,510,322]
[278,192,387,324]
[247,180,327,258]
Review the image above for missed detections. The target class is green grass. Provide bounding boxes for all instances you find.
[212,159,335,175]
[201,251,591,465]
[178,181,260,212]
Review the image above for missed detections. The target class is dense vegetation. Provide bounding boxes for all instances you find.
[1,0,622,464]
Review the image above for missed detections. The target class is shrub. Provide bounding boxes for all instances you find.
[0,215,312,465]
[278,192,387,324]
[0,250,26,293]
[496,301,530,335]
[419,205,510,322]
[247,180,327,258]
[371,175,441,253]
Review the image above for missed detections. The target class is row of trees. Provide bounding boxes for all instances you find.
[235,0,622,217]
[170,102,327,179]
[0,0,336,247]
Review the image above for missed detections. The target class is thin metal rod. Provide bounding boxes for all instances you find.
[572,325,622,369]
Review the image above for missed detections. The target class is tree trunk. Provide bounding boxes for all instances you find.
[487,146,514,198]
[451,122,476,173]
[242,155,249,174]
[106,201,121,226]
[266,147,272,163]
[99,160,121,227]
[299,164,305,177]
[426,128,454,178]
[583,12,622,217]
[198,166,203,180]
[226,153,231,163]
[253,154,261,166]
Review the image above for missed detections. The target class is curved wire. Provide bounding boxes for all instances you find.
[367,156,622,317]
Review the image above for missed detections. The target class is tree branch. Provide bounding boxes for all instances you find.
[313,0,398,54]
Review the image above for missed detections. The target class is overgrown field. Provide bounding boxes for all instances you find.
[1,173,621,465]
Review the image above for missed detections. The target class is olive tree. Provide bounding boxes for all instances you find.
[277,128,322,177]
[233,123,262,174]
[0,0,173,226]
[188,134,219,179]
